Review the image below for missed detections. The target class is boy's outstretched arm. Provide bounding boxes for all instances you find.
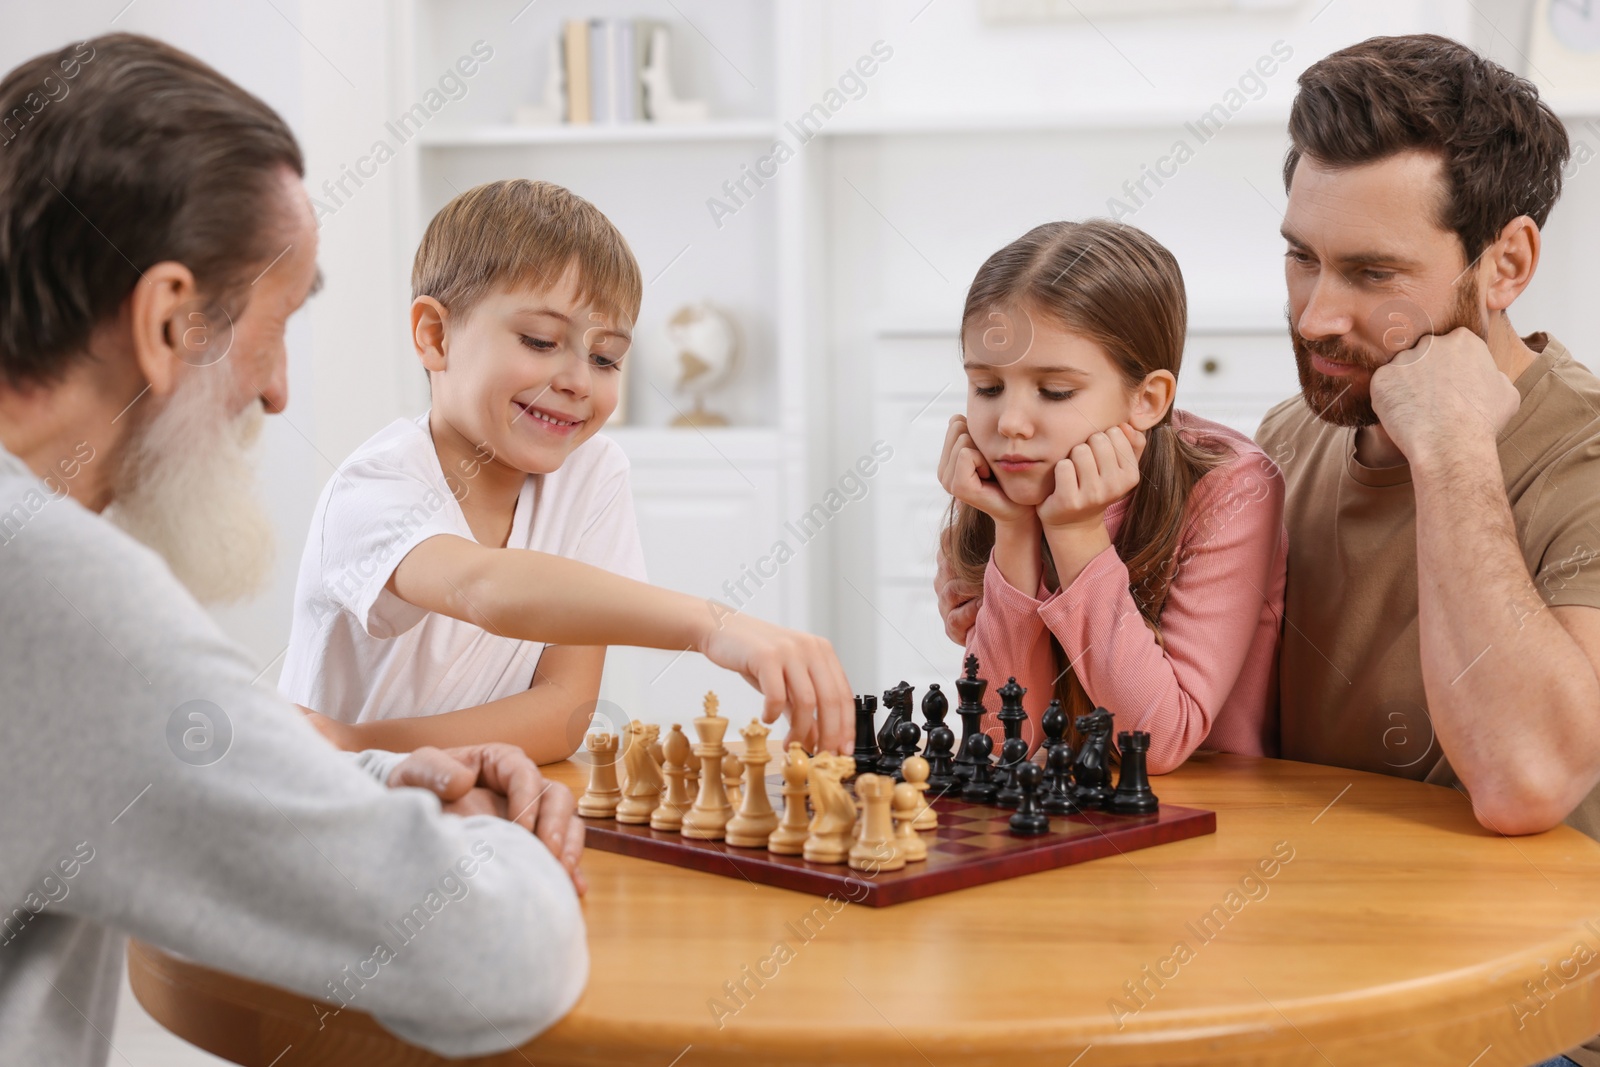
[310,644,606,765]
[389,534,855,752]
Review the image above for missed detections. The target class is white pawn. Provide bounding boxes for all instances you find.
[901,755,939,832]
[892,782,928,863]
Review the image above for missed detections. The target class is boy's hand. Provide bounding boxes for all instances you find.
[939,415,1031,526]
[1039,424,1146,532]
[697,614,853,755]
[389,743,587,896]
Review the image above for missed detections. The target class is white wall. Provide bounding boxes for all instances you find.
[6,0,1598,695]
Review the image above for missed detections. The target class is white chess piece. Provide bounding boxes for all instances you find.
[514,38,565,126]
[641,26,709,123]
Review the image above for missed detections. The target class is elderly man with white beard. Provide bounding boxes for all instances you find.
[0,34,591,1066]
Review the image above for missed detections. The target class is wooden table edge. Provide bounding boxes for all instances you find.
[129,925,1600,1067]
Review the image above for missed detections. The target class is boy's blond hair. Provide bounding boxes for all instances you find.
[411,179,642,325]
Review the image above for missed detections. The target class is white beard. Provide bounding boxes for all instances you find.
[107,364,275,605]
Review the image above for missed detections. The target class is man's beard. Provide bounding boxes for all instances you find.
[107,364,274,604]
[1290,277,1483,427]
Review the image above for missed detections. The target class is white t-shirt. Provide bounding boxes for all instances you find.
[279,412,647,722]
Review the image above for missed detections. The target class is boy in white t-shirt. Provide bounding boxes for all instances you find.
[280,180,852,762]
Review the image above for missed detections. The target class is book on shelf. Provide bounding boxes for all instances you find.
[563,19,590,124]
[558,17,688,125]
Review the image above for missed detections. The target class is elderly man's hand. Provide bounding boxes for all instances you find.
[388,744,587,896]
[1370,327,1520,468]
[935,536,983,646]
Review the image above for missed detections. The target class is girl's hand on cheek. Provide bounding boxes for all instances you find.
[938,414,1032,526]
[1039,423,1146,532]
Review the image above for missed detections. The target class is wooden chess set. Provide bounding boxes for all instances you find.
[577,656,1216,907]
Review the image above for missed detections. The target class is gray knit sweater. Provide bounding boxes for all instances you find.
[0,444,587,1065]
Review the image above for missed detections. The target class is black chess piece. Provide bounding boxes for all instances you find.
[876,681,912,769]
[893,685,918,765]
[996,677,1028,744]
[953,654,989,781]
[993,735,1030,809]
[1008,762,1051,836]
[851,694,880,773]
[1072,706,1116,809]
[920,684,959,795]
[881,718,921,781]
[960,732,998,804]
[1040,699,1069,753]
[1109,730,1160,815]
[1041,742,1081,816]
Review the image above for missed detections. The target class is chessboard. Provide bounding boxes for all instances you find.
[582,770,1214,908]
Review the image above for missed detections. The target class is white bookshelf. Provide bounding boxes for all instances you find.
[820,105,1295,137]
[413,119,781,147]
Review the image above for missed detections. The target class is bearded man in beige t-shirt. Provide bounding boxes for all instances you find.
[1257,39,1600,1067]
[937,37,1600,1062]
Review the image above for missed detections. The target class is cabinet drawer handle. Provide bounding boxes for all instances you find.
[1202,357,1221,375]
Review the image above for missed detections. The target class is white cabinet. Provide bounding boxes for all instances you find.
[1177,330,1300,435]
[868,330,966,686]
[596,428,788,726]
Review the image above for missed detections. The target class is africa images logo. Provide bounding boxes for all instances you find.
[165,699,233,767]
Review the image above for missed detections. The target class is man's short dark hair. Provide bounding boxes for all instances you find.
[1284,34,1570,263]
[0,33,304,388]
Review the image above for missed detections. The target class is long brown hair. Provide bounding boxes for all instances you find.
[946,219,1228,716]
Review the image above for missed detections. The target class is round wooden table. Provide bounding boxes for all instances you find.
[130,752,1600,1066]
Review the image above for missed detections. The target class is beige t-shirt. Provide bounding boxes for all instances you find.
[1258,333,1600,1064]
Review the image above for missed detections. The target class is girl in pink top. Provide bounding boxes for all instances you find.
[937,220,1286,773]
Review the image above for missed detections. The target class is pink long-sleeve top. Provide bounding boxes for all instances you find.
[966,410,1286,773]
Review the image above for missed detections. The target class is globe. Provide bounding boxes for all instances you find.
[654,302,740,427]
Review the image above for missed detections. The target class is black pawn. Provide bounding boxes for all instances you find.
[993,735,1030,809]
[1041,743,1080,816]
[921,685,959,795]
[894,686,919,762]
[852,694,880,773]
[1110,730,1160,815]
[996,676,1028,744]
[960,732,998,804]
[952,654,989,781]
[1008,762,1051,836]
[882,718,921,781]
